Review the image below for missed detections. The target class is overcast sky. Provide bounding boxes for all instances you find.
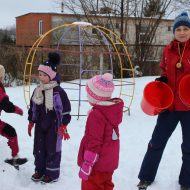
[0,0,62,28]
[0,0,189,29]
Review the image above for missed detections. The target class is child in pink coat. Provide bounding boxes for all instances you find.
[0,65,26,168]
[77,73,124,190]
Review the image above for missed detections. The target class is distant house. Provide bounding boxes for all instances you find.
[16,12,174,47]
[16,13,77,46]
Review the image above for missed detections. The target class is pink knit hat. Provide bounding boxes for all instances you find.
[38,64,56,80]
[86,73,115,105]
[38,52,60,80]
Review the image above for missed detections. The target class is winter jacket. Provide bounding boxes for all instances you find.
[28,85,71,130]
[160,38,190,111]
[0,82,18,115]
[0,82,19,141]
[77,98,124,172]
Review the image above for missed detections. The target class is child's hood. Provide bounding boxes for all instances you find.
[94,98,124,126]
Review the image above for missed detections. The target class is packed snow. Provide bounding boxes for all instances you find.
[0,76,182,190]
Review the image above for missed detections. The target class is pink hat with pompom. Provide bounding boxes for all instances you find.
[86,73,115,105]
[38,52,60,80]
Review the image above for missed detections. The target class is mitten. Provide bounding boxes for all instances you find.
[155,76,167,83]
[79,150,99,181]
[58,125,70,140]
[28,122,34,137]
[14,106,23,116]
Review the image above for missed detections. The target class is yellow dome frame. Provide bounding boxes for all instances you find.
[23,23,135,115]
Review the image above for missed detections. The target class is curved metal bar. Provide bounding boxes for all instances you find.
[23,23,135,116]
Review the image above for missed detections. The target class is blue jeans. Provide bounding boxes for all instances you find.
[138,111,190,187]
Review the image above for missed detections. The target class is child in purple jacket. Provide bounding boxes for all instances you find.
[78,73,124,190]
[28,52,71,183]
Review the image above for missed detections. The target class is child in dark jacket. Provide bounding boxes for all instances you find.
[78,73,124,190]
[28,52,71,183]
[0,65,25,164]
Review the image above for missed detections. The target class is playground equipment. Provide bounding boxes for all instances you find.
[23,22,135,118]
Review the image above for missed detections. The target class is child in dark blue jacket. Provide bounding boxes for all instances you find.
[28,52,71,183]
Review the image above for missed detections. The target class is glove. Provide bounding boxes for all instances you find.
[28,122,34,137]
[58,125,70,140]
[155,76,167,83]
[79,150,98,181]
[14,106,23,116]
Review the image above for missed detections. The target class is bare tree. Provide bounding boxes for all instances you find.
[132,0,172,74]
[54,0,134,41]
[0,26,16,44]
[144,0,163,17]
[54,0,174,75]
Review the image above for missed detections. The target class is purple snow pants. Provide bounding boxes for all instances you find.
[33,122,62,180]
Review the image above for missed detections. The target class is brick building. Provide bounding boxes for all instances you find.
[16,13,174,47]
[16,13,78,46]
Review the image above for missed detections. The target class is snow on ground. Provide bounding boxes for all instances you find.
[0,77,183,190]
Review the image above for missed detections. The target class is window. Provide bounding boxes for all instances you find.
[116,23,120,29]
[139,33,150,42]
[38,20,43,36]
[92,28,97,34]
[105,23,110,29]
[137,25,150,43]
[140,25,148,33]
[168,26,172,31]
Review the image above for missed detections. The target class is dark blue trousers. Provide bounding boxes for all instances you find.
[33,124,62,180]
[138,111,190,187]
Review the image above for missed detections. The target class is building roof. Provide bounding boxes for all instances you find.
[16,12,75,18]
[16,12,174,22]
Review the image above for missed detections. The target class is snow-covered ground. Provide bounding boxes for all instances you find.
[0,76,183,190]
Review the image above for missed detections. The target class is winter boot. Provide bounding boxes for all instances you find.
[31,172,44,182]
[137,180,152,190]
[5,155,28,170]
[40,175,58,184]
[181,186,190,190]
